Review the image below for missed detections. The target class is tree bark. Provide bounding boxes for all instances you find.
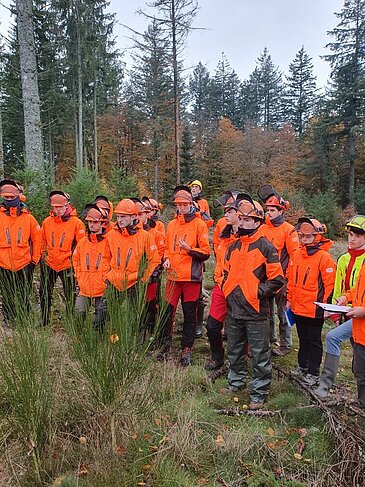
[75,0,83,168]
[16,0,44,169]
[0,109,4,179]
[171,0,181,184]
[93,77,98,173]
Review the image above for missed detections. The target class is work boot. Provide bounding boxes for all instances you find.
[180,347,192,367]
[195,296,206,338]
[205,358,224,371]
[291,367,308,380]
[302,373,320,387]
[313,353,340,399]
[272,346,291,357]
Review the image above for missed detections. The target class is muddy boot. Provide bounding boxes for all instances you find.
[314,353,340,399]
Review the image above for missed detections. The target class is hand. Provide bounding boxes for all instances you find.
[346,307,365,319]
[163,258,171,269]
[323,311,333,319]
[335,296,348,306]
[286,301,291,309]
[179,239,191,252]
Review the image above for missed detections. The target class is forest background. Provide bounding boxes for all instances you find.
[1,0,365,235]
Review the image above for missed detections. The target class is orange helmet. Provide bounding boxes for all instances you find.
[296,217,327,234]
[49,190,70,207]
[172,185,193,204]
[258,184,290,210]
[83,204,104,222]
[236,195,265,221]
[114,199,138,215]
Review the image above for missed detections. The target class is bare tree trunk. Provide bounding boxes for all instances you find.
[93,77,98,173]
[0,109,4,179]
[171,0,180,184]
[347,135,356,204]
[76,0,83,169]
[16,0,43,169]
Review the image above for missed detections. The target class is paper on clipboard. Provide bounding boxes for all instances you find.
[313,302,351,313]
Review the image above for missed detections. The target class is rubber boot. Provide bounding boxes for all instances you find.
[195,294,206,338]
[313,353,340,399]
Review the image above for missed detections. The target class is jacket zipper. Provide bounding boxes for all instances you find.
[59,232,66,248]
[51,231,55,248]
[125,248,132,268]
[173,235,177,252]
[86,253,90,270]
[302,267,311,286]
[17,228,22,244]
[5,228,11,245]
[295,265,299,285]
[95,253,102,270]
[117,248,121,268]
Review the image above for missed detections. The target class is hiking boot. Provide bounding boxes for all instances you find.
[219,385,242,395]
[205,358,224,371]
[249,401,265,411]
[272,346,291,357]
[195,323,203,338]
[302,374,320,387]
[180,347,192,367]
[291,367,308,380]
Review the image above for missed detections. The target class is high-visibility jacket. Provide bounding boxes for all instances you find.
[222,229,284,321]
[287,239,336,319]
[146,224,166,259]
[155,219,165,236]
[72,233,110,297]
[213,217,227,255]
[105,225,160,291]
[194,197,214,228]
[344,263,365,346]
[333,249,365,301]
[0,205,41,271]
[214,224,237,286]
[164,212,210,282]
[41,208,85,272]
[260,217,299,274]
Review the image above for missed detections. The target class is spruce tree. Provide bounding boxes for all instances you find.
[285,46,317,135]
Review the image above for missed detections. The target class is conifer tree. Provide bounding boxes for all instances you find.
[325,0,365,202]
[285,46,317,135]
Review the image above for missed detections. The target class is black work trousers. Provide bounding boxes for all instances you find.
[353,342,365,408]
[40,262,75,326]
[295,314,324,376]
[0,263,35,324]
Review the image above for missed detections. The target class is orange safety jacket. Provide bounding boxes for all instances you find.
[104,224,160,291]
[0,206,42,271]
[41,207,86,272]
[144,222,166,259]
[260,217,299,274]
[287,238,336,319]
[72,233,110,297]
[213,217,227,255]
[155,219,165,236]
[222,229,284,321]
[164,211,210,282]
[194,197,214,228]
[214,224,237,286]
[345,264,365,347]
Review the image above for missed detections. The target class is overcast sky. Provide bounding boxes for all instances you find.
[0,0,345,87]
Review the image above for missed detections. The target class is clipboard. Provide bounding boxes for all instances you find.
[313,302,351,314]
[285,307,296,327]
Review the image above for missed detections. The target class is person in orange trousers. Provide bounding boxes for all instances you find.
[72,204,110,330]
[286,218,336,387]
[161,186,210,366]
[40,191,85,326]
[337,263,365,408]
[0,179,42,325]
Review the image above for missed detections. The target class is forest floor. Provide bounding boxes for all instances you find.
[0,240,365,486]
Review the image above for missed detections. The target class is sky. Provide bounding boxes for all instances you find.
[0,0,345,87]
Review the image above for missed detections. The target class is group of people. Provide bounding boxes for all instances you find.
[0,177,365,411]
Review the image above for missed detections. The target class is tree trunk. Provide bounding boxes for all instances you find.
[76,0,83,169]
[171,0,180,184]
[347,134,356,204]
[93,77,98,174]
[16,0,44,169]
[0,109,4,179]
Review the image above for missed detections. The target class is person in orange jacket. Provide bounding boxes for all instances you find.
[205,191,241,370]
[104,199,160,298]
[161,186,210,366]
[0,179,41,325]
[337,262,365,408]
[72,204,110,330]
[258,185,299,356]
[132,197,165,332]
[286,218,336,386]
[221,195,285,409]
[40,191,86,326]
